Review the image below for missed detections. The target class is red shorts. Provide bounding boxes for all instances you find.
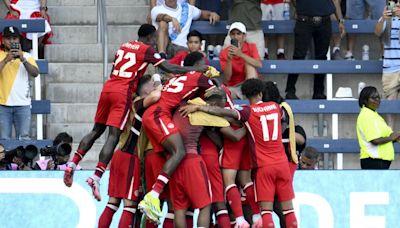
[201,153,224,203]
[288,162,297,180]
[144,150,169,200]
[254,163,294,202]
[142,105,179,153]
[170,154,212,210]
[220,137,251,170]
[108,150,141,201]
[94,91,131,130]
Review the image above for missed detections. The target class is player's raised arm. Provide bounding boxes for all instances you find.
[220,126,246,142]
[179,104,239,119]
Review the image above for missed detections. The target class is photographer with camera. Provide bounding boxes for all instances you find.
[0,26,39,140]
[0,144,37,170]
[33,132,79,170]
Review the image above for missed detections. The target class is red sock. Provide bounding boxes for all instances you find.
[225,184,243,218]
[283,209,298,228]
[98,203,118,228]
[163,211,174,228]
[152,172,169,194]
[186,210,194,228]
[243,182,260,214]
[71,149,87,165]
[230,221,236,228]
[94,161,107,179]
[216,209,231,228]
[261,210,275,228]
[118,206,136,228]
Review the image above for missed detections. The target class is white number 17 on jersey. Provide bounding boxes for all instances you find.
[259,113,278,142]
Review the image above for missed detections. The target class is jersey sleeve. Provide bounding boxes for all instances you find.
[169,51,184,66]
[190,5,202,20]
[249,43,260,60]
[219,48,228,72]
[237,106,251,122]
[198,74,216,91]
[144,46,165,66]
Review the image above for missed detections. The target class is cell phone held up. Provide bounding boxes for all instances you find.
[231,39,239,48]
[10,42,20,59]
[387,0,396,16]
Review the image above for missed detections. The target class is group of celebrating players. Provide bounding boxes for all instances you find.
[61,23,298,228]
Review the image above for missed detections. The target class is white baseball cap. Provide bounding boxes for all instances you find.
[228,22,246,34]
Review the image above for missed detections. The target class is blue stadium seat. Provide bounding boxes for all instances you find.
[0,19,45,33]
[209,60,382,74]
[307,139,400,153]
[37,59,48,74]
[31,100,51,114]
[191,20,377,34]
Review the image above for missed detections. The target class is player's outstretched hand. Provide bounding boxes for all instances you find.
[196,65,209,72]
[179,104,200,117]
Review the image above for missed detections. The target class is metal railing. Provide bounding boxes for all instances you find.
[97,0,108,83]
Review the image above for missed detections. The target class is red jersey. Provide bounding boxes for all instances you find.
[156,71,216,114]
[169,50,209,66]
[220,42,260,87]
[173,109,203,154]
[199,133,219,156]
[102,40,165,95]
[262,0,284,4]
[237,101,287,168]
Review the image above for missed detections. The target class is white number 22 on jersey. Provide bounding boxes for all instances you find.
[259,113,278,142]
[162,76,187,93]
[113,49,137,78]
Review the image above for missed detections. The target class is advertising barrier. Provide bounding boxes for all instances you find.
[0,170,398,228]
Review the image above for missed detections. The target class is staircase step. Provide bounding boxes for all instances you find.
[51,25,139,44]
[49,6,147,25]
[47,63,112,83]
[45,44,119,62]
[48,103,98,123]
[46,83,102,103]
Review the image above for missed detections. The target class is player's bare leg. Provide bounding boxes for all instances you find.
[87,126,122,201]
[197,204,211,228]
[139,133,185,223]
[174,209,187,228]
[64,123,106,187]
[238,170,261,227]
[280,200,297,228]
[99,197,121,228]
[222,168,249,228]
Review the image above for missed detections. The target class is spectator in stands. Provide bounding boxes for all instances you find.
[285,0,345,100]
[356,86,400,169]
[331,0,346,60]
[0,26,39,140]
[33,132,80,170]
[375,3,400,129]
[220,22,262,99]
[224,0,265,59]
[0,144,33,170]
[151,0,220,58]
[3,0,53,58]
[169,30,208,66]
[147,0,195,23]
[345,0,385,60]
[299,146,319,170]
[261,0,288,59]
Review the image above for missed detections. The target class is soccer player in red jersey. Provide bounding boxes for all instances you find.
[169,30,208,66]
[139,52,216,223]
[180,78,298,228]
[98,74,161,228]
[63,24,207,201]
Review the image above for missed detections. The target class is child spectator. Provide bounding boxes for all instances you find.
[169,30,208,66]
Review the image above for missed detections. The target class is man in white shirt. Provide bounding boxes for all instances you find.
[151,0,220,58]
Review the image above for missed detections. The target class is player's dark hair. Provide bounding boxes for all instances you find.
[302,147,319,161]
[187,30,203,41]
[262,81,284,104]
[138,24,156,37]
[205,88,226,103]
[241,78,266,99]
[53,132,73,146]
[358,86,377,108]
[137,74,152,96]
[183,51,204,66]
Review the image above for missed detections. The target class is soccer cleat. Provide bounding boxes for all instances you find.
[63,165,74,187]
[86,177,101,201]
[138,193,162,224]
[235,220,250,228]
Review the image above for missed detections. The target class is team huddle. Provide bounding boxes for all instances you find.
[62,24,298,228]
